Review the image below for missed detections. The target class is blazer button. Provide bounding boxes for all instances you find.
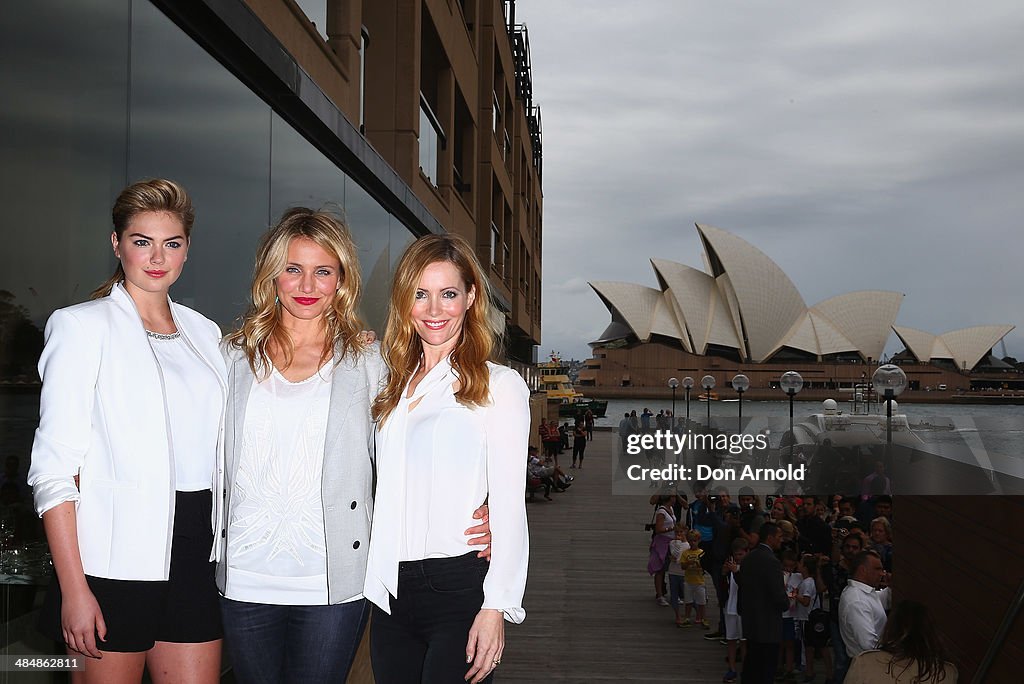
[350,501,358,509]
[352,540,360,549]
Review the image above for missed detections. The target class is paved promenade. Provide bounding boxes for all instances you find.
[500,430,731,683]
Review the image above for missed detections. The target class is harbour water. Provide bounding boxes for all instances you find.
[592,398,1024,488]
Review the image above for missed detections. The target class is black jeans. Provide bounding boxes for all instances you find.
[370,552,493,683]
[573,439,586,464]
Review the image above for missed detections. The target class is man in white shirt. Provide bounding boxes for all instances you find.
[839,549,892,658]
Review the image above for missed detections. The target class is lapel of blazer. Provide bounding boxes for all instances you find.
[227,352,256,476]
[324,351,360,460]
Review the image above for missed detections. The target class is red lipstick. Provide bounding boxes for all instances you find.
[145,270,167,278]
[293,297,320,306]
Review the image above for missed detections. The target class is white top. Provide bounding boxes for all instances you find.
[725,572,740,615]
[839,579,892,657]
[148,332,221,491]
[666,539,690,577]
[224,364,334,604]
[364,358,530,622]
[783,570,803,617]
[794,575,817,621]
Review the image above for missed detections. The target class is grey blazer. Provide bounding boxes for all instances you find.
[216,343,385,603]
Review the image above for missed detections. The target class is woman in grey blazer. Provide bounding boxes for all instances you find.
[218,209,489,683]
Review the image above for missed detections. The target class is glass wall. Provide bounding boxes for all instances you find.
[0,0,417,656]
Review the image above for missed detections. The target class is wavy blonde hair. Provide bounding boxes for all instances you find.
[372,233,500,424]
[226,208,365,377]
[92,178,195,299]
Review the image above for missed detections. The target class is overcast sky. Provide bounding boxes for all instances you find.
[517,0,1024,364]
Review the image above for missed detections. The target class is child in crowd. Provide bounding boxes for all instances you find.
[795,554,831,683]
[721,538,749,684]
[666,523,690,627]
[780,550,802,680]
[680,530,708,627]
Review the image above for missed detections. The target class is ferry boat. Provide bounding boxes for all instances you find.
[537,352,608,418]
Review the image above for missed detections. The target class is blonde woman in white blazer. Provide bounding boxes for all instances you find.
[28,180,227,683]
[366,234,530,684]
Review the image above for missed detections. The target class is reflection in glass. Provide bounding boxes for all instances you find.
[0,0,129,330]
[419,98,442,186]
[271,113,345,219]
[0,0,129,552]
[129,0,271,329]
[344,179,392,334]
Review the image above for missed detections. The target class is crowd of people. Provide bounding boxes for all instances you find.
[527,418,585,501]
[646,489,956,683]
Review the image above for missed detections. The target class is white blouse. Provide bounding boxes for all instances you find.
[224,365,333,605]
[147,332,221,492]
[364,357,530,623]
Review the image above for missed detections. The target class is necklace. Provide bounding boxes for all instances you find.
[146,330,181,341]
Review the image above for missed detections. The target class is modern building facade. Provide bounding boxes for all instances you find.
[0,0,542,663]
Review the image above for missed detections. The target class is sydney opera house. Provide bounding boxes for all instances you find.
[581,225,1019,399]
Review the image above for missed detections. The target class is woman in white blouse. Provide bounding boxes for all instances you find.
[366,233,530,683]
[218,210,492,683]
[28,179,227,683]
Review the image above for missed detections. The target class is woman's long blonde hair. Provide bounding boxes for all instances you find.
[225,208,365,377]
[91,179,195,299]
[372,233,500,424]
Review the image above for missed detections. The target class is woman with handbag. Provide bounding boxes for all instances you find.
[646,495,676,607]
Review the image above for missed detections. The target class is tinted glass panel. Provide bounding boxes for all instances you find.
[129,0,271,327]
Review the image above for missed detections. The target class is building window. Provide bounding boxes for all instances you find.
[492,90,501,134]
[490,223,500,268]
[359,27,369,133]
[419,93,445,186]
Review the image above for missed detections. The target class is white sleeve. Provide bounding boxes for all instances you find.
[27,310,102,516]
[839,591,879,657]
[480,368,531,623]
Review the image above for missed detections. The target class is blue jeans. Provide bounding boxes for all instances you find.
[668,574,686,612]
[370,552,492,683]
[220,597,369,683]
[831,625,850,682]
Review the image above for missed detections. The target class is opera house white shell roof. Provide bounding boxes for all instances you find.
[590,224,1013,367]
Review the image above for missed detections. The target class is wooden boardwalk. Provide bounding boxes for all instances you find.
[499,431,731,683]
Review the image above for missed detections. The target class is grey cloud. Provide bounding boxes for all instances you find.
[519,0,1024,359]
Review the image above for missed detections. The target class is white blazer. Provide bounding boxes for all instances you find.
[28,283,227,581]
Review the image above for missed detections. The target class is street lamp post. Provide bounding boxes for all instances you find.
[668,377,679,426]
[701,374,716,429]
[682,376,694,427]
[732,373,750,434]
[872,364,908,448]
[779,371,804,465]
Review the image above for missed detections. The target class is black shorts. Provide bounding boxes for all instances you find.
[39,490,222,652]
